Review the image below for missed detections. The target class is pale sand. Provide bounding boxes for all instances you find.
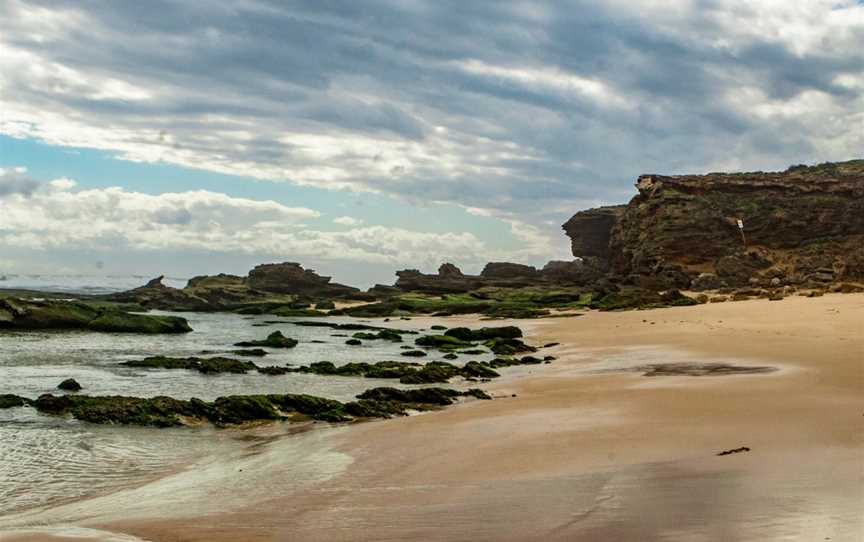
[3,294,862,541]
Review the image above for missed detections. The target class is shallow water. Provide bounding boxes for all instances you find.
[0,310,496,516]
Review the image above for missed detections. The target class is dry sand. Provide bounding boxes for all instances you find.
[3,294,863,541]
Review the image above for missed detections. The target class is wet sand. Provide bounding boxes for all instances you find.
[4,294,863,541]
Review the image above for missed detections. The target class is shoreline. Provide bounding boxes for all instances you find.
[3,293,862,541]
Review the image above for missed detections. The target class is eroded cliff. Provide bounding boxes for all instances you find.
[563,160,864,289]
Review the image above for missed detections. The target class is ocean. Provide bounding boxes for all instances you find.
[0,278,497,516]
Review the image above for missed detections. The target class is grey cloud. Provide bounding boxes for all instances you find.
[0,170,41,197]
[1,0,861,248]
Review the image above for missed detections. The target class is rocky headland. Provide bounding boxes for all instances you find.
[563,160,864,291]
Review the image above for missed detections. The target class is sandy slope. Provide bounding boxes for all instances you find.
[4,294,863,541]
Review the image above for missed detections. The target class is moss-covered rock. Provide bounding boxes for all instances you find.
[33,394,195,427]
[0,298,192,334]
[89,312,192,334]
[122,356,258,374]
[0,394,30,409]
[25,384,492,427]
[444,326,523,341]
[400,349,428,357]
[234,331,298,348]
[414,334,475,350]
[205,395,282,426]
[483,337,536,356]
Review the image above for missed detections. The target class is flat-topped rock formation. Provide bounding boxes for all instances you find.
[391,259,605,294]
[563,160,864,289]
[109,262,359,311]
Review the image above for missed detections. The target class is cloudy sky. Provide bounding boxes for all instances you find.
[1,0,861,286]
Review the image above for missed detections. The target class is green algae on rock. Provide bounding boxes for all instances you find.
[234,330,299,348]
[122,356,259,374]
[0,298,192,334]
[26,386,491,427]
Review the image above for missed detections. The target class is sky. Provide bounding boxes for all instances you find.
[0,0,861,287]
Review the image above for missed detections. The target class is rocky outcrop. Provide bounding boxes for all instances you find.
[246,262,358,298]
[394,264,485,294]
[21,387,491,427]
[0,298,192,333]
[562,160,864,289]
[562,205,626,260]
[391,259,603,295]
[109,262,359,311]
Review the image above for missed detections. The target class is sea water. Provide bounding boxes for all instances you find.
[0,303,496,516]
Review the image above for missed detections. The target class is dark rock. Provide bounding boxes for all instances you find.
[415,334,475,350]
[123,356,258,374]
[345,339,362,346]
[234,331,298,348]
[480,262,538,279]
[246,262,358,297]
[717,446,750,456]
[691,273,724,291]
[58,378,82,392]
[0,394,29,409]
[0,298,192,334]
[443,326,522,342]
[562,205,626,260]
[400,350,428,357]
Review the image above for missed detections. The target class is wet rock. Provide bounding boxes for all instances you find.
[443,326,523,342]
[26,386,492,428]
[345,339,362,346]
[0,394,29,409]
[484,337,536,356]
[58,378,82,392]
[234,331,298,348]
[414,335,475,350]
[400,349,428,357]
[0,298,192,334]
[122,356,258,374]
[229,349,268,357]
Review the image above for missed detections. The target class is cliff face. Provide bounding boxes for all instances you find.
[563,160,864,288]
[392,260,605,294]
[562,205,625,260]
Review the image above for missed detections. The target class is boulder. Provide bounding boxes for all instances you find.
[58,378,82,392]
[691,273,724,291]
[234,331,298,349]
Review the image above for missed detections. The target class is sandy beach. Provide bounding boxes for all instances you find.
[3,293,862,541]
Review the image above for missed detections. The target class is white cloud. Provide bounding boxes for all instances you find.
[0,179,495,268]
[48,177,77,190]
[333,216,363,226]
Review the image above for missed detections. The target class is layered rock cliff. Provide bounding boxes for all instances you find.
[563,160,864,289]
[391,259,605,294]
